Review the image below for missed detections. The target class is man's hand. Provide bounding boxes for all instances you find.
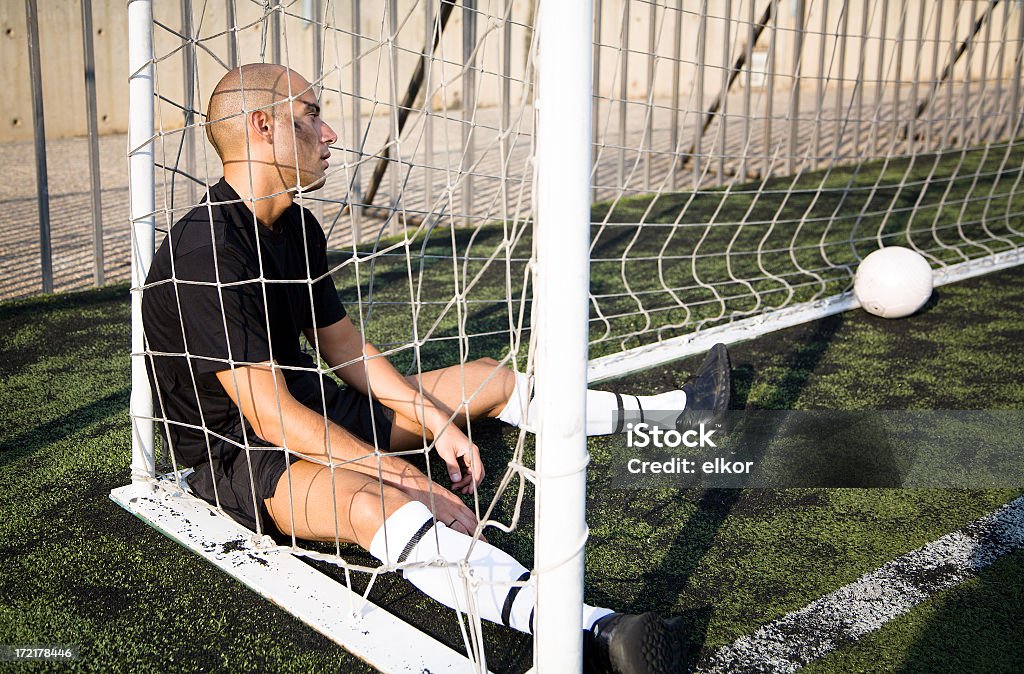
[398,470,485,540]
[307,316,489,493]
[431,421,485,494]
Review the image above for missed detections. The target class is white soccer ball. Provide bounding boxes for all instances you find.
[853,247,934,319]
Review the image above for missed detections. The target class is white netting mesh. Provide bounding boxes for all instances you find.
[130,0,1024,669]
[586,0,1023,364]
[139,1,542,668]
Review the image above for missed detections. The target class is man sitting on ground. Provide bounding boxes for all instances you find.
[142,63,731,674]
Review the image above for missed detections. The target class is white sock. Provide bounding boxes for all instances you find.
[496,372,688,436]
[370,500,613,634]
[607,389,689,433]
[496,371,534,430]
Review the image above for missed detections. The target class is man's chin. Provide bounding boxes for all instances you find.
[299,174,328,193]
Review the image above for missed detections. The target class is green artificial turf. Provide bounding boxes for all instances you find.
[1,145,1023,671]
[803,548,1024,674]
[2,264,1021,672]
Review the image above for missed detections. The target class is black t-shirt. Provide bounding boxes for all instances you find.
[142,178,347,469]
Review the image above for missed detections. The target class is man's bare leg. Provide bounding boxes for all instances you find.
[266,378,686,671]
[388,356,515,451]
[387,345,732,448]
[265,459,412,546]
[262,455,615,639]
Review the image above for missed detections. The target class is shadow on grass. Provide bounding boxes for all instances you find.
[0,284,128,323]
[0,387,129,470]
[805,548,1024,673]
[626,314,845,665]
[898,533,1024,673]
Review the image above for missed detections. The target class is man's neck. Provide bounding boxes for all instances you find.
[222,166,293,230]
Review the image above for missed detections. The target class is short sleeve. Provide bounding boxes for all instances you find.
[304,216,346,330]
[173,246,272,374]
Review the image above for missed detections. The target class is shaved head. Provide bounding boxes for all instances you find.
[205,64,312,161]
[204,64,337,204]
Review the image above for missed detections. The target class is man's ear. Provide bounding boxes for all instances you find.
[248,109,274,145]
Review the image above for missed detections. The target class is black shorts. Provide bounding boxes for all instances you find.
[187,386,394,540]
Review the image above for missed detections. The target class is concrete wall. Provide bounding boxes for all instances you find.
[1,0,1020,143]
[597,1,1023,106]
[1,0,128,142]
[0,0,539,143]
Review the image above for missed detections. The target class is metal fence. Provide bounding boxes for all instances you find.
[19,0,105,295]
[4,0,1022,301]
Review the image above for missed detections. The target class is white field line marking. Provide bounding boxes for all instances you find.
[696,495,1024,673]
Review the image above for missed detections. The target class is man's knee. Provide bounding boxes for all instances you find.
[349,480,411,546]
[266,462,411,546]
[473,357,513,387]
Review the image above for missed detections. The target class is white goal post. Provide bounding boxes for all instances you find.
[117,0,1024,672]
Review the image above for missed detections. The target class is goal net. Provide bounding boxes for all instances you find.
[116,0,1024,671]
[584,0,1024,380]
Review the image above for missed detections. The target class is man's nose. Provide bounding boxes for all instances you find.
[322,122,338,145]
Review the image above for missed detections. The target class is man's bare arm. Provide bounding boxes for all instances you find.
[305,317,452,430]
[215,362,413,483]
[304,316,485,491]
[215,362,482,534]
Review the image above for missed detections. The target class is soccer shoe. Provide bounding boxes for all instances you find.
[675,343,731,430]
[583,612,685,674]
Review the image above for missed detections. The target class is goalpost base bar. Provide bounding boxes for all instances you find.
[588,248,1024,384]
[110,477,503,674]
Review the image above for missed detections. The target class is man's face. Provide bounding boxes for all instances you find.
[272,82,338,193]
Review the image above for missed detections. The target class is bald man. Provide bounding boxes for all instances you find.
[142,63,730,674]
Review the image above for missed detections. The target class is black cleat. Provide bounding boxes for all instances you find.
[583,612,684,674]
[675,343,731,430]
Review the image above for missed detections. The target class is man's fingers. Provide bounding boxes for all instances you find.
[448,518,486,542]
[452,458,481,492]
[440,493,479,534]
[416,480,489,543]
[468,445,484,483]
[435,445,463,484]
[451,443,484,492]
[433,428,487,489]
[446,507,477,537]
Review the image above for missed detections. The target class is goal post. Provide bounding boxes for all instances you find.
[127,0,155,484]
[532,0,593,669]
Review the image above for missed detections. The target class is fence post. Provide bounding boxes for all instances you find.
[81,0,104,286]
[25,0,52,294]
